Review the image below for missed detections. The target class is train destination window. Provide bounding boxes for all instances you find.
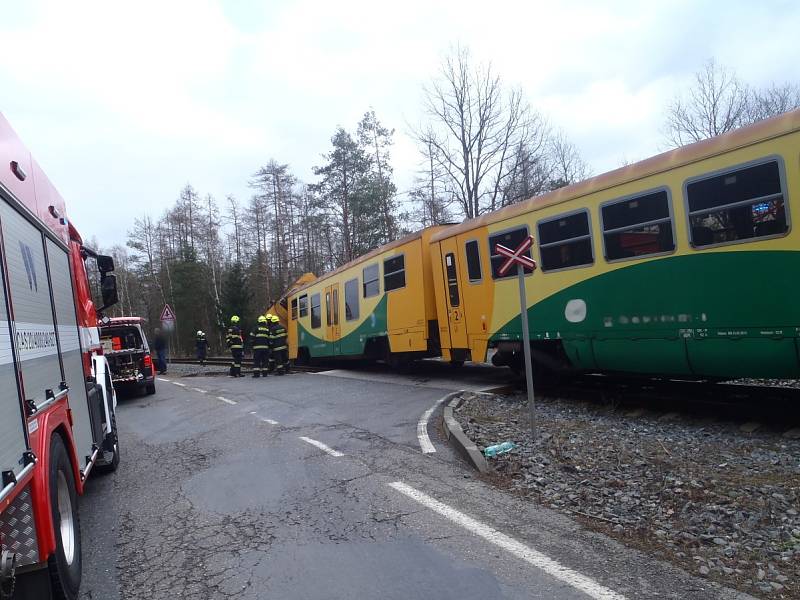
[489,227,532,279]
[299,294,308,318]
[465,240,482,282]
[602,190,675,261]
[291,298,298,320]
[537,210,593,271]
[310,293,321,329]
[445,253,460,306]
[686,160,788,247]
[363,263,380,297]
[345,278,359,321]
[325,292,331,326]
[383,254,405,291]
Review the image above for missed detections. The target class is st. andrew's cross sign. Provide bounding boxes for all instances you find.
[494,235,537,438]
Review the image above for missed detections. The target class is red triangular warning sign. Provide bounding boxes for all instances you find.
[160,304,176,321]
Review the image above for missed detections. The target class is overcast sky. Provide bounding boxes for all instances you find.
[1,0,798,248]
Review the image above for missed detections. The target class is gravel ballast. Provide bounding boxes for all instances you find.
[454,392,800,599]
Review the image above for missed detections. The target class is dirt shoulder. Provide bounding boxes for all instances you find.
[454,392,800,599]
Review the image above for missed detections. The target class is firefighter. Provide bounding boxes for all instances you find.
[265,313,276,374]
[270,314,289,375]
[250,316,271,378]
[226,315,244,377]
[195,330,208,365]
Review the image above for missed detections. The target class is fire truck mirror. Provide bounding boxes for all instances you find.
[100,273,118,308]
[96,254,115,274]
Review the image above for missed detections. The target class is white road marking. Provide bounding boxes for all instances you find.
[192,388,208,394]
[261,418,279,425]
[157,377,170,382]
[172,382,187,387]
[388,482,626,600]
[299,436,343,457]
[217,396,237,405]
[417,394,455,454]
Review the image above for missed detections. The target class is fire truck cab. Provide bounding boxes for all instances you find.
[0,112,120,599]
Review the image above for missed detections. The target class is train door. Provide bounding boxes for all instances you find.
[440,238,468,349]
[325,283,341,355]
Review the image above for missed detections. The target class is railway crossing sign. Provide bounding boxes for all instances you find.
[494,235,537,439]
[160,303,176,332]
[496,237,536,276]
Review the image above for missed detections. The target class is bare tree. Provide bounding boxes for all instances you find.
[747,83,800,123]
[415,46,544,218]
[665,59,750,147]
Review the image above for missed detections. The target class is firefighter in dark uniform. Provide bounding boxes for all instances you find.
[250,315,271,378]
[226,315,244,377]
[270,314,289,375]
[195,330,208,365]
[265,313,276,374]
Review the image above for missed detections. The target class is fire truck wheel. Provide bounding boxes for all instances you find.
[47,435,82,600]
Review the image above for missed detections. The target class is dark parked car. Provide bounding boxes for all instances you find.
[100,317,156,395]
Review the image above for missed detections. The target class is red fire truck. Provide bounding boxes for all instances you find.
[0,113,120,599]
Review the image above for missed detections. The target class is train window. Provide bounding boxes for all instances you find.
[345,278,359,321]
[299,294,308,318]
[601,190,675,261]
[325,291,331,326]
[465,240,482,282]
[291,298,298,320]
[686,159,788,248]
[537,210,593,271]
[383,254,405,292]
[310,293,321,329]
[363,263,380,298]
[489,227,532,279]
[333,288,339,325]
[445,253,460,306]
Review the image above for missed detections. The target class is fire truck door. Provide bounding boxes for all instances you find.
[0,226,28,488]
[47,238,103,460]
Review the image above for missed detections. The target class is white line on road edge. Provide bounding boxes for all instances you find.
[388,482,626,600]
[172,382,187,387]
[157,377,170,382]
[417,392,459,454]
[192,388,208,394]
[217,396,237,405]
[299,436,343,457]
[261,418,279,425]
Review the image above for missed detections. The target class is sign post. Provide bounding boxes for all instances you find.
[496,236,537,439]
[160,303,176,367]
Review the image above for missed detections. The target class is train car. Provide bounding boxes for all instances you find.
[287,226,451,365]
[429,109,800,380]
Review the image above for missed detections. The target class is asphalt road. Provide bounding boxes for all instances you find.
[76,364,751,600]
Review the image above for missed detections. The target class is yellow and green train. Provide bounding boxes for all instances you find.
[289,109,800,380]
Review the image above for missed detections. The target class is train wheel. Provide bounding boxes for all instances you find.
[48,435,82,600]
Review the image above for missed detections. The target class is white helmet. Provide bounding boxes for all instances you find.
[197,330,203,336]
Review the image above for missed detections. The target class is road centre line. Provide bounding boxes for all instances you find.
[217,396,237,405]
[172,382,187,387]
[261,418,279,425]
[299,436,343,457]
[418,392,459,453]
[157,377,170,382]
[388,482,626,600]
[192,387,208,394]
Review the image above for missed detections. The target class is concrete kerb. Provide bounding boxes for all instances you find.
[442,392,490,474]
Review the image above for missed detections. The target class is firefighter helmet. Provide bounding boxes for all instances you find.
[230,315,240,324]
[197,330,203,336]
[258,315,267,323]
[270,315,280,323]
[266,313,273,320]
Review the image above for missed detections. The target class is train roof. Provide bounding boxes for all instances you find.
[431,108,800,243]
[0,112,71,245]
[291,224,455,295]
